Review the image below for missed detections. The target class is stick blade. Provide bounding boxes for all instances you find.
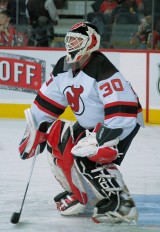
[10,212,21,224]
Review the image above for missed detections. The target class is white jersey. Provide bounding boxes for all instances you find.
[31,51,144,140]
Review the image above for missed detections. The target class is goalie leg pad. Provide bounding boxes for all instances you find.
[48,152,86,215]
[47,152,71,191]
[74,157,124,200]
[75,158,138,223]
[47,119,88,205]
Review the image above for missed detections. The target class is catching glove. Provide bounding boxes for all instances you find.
[71,123,123,164]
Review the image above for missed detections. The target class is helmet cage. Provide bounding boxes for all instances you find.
[64,23,100,63]
[65,32,88,53]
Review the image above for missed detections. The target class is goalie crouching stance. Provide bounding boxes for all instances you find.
[19,110,140,224]
[19,22,144,224]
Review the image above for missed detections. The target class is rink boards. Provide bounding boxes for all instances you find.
[0,48,160,124]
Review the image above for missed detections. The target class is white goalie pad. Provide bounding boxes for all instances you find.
[47,152,71,192]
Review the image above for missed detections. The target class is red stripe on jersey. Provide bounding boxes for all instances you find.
[38,90,66,110]
[34,100,59,118]
[104,101,138,108]
[104,101,138,119]
[105,112,137,120]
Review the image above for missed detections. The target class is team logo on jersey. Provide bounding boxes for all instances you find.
[63,85,85,115]
[157,64,160,95]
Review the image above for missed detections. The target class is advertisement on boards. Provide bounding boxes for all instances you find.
[0,50,65,106]
[0,52,46,93]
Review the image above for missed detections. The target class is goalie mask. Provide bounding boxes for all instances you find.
[64,22,100,63]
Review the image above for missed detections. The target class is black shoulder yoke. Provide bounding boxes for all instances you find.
[52,56,69,76]
[83,51,118,82]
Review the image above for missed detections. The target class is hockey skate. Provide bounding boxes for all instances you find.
[54,191,86,216]
[92,193,138,224]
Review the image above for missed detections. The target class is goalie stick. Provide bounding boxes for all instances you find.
[10,145,39,224]
[10,108,40,224]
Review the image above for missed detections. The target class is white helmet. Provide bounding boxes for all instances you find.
[64,22,100,63]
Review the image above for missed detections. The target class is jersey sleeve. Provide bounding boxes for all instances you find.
[31,58,68,128]
[97,71,142,140]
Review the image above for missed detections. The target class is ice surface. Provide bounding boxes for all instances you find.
[0,119,160,232]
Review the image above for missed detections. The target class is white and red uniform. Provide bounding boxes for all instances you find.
[32,51,143,137]
[30,51,144,213]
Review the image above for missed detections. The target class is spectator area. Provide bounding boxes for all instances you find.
[53,1,139,49]
[54,1,94,37]
[11,0,160,49]
[110,24,139,49]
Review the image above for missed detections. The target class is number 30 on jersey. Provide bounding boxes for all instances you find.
[100,78,124,97]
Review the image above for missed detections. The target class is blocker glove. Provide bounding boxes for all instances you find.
[19,108,48,160]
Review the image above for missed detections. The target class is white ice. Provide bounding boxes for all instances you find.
[0,119,160,232]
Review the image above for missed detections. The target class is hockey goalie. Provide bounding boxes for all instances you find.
[19,22,144,224]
